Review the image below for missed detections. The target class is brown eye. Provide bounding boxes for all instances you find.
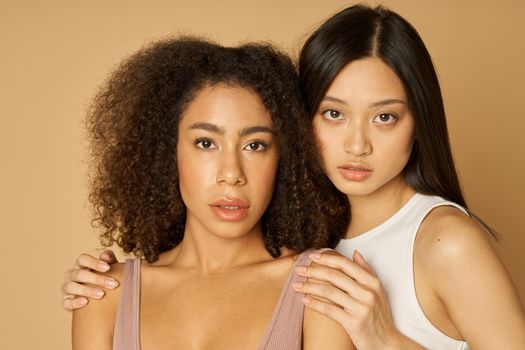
[322,109,343,120]
[243,141,268,152]
[195,138,217,149]
[373,113,396,125]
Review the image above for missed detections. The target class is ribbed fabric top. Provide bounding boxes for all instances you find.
[112,248,328,350]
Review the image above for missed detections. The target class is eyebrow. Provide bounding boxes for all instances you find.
[188,122,273,136]
[239,126,274,136]
[189,122,224,134]
[322,95,406,108]
[368,99,406,108]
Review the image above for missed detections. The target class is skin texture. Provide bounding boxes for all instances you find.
[72,85,352,349]
[292,58,525,350]
[177,85,277,245]
[65,57,525,350]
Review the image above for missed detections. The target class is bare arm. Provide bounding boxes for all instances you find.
[418,207,525,349]
[71,262,124,349]
[302,271,356,350]
[63,250,119,310]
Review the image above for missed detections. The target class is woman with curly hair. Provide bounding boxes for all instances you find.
[71,37,351,349]
[66,4,525,350]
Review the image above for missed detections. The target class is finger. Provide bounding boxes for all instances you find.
[63,297,88,311]
[302,296,353,331]
[75,253,111,272]
[309,252,376,286]
[64,281,105,299]
[295,265,364,297]
[70,268,119,289]
[352,250,376,276]
[292,281,357,311]
[99,250,118,264]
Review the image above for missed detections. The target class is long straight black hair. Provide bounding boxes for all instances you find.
[299,4,496,237]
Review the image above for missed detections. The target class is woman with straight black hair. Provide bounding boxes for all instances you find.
[63,4,525,350]
[292,4,525,350]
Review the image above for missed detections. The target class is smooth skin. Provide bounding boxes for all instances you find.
[64,61,525,349]
[72,85,352,349]
[292,58,525,350]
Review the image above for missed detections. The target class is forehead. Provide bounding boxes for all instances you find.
[180,84,272,128]
[326,58,407,102]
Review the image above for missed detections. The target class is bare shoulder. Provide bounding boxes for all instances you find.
[302,249,354,349]
[72,262,128,349]
[415,206,525,348]
[303,301,355,350]
[415,205,497,271]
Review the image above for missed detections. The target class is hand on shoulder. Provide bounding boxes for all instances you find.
[72,261,128,349]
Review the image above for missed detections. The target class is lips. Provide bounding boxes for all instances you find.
[338,164,372,181]
[210,198,250,222]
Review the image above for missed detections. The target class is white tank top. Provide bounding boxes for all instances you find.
[336,193,470,350]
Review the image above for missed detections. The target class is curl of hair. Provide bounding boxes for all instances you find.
[87,36,348,262]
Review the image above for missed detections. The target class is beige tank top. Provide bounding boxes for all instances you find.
[112,248,328,349]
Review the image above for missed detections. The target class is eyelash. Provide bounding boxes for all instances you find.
[321,109,398,126]
[194,138,217,150]
[372,113,397,125]
[243,140,269,152]
[321,109,344,120]
[193,138,269,152]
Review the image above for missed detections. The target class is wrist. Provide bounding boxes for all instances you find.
[383,331,426,350]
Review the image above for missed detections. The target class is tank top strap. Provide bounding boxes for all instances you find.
[259,248,332,350]
[113,258,141,350]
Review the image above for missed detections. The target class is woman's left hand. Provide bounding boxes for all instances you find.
[293,250,424,350]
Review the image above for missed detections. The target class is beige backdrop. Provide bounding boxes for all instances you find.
[1,0,523,349]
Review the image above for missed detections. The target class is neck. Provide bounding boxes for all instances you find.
[346,175,416,238]
[165,218,270,275]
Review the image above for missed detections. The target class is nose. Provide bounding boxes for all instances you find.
[216,148,247,186]
[343,121,372,157]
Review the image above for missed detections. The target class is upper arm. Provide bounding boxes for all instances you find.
[419,208,525,349]
[303,302,355,350]
[72,263,125,349]
[302,262,355,350]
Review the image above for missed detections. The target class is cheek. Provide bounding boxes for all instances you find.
[375,129,414,168]
[177,146,211,206]
[313,120,334,161]
[249,152,278,204]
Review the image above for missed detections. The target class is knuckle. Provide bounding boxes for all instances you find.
[64,282,74,294]
[369,277,381,290]
[95,275,107,286]
[71,269,81,281]
[76,269,90,282]
[362,290,376,306]
[319,284,333,297]
[79,253,95,268]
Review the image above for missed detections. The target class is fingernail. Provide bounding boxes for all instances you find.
[292,282,303,290]
[97,263,110,272]
[302,297,311,305]
[295,266,306,274]
[104,279,118,289]
[77,298,88,306]
[92,290,104,298]
[309,253,321,260]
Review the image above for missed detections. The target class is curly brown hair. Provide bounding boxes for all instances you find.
[87,36,348,263]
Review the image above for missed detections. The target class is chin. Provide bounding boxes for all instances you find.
[208,222,258,239]
[332,179,379,198]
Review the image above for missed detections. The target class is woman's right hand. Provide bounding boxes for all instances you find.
[62,250,119,311]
